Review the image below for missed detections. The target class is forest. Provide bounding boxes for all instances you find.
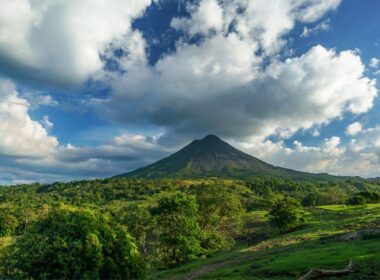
[1,177,380,279]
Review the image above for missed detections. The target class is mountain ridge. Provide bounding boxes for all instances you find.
[115,134,347,181]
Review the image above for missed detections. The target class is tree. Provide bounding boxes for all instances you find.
[194,184,245,253]
[347,195,367,207]
[2,205,144,279]
[268,197,304,232]
[115,203,153,255]
[151,192,203,266]
[0,208,18,237]
[351,191,380,204]
[195,184,245,232]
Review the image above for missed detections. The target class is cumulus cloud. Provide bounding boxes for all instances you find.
[172,0,341,54]
[171,0,224,36]
[103,43,376,141]
[0,79,58,158]
[94,0,377,143]
[345,122,362,136]
[238,136,343,172]
[41,115,54,131]
[0,0,152,87]
[237,131,380,178]
[369,57,380,69]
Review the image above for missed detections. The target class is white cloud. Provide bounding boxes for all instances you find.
[0,0,152,87]
[171,0,224,36]
[369,57,380,69]
[301,19,330,37]
[238,132,380,178]
[236,136,344,174]
[0,79,58,157]
[345,122,362,136]
[311,129,320,137]
[22,91,59,108]
[95,0,372,143]
[41,115,53,130]
[0,128,173,183]
[236,123,380,178]
[104,44,376,141]
[295,0,341,22]
[172,0,341,55]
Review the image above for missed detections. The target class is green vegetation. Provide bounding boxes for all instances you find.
[152,192,203,266]
[152,204,380,280]
[2,205,144,279]
[0,176,379,279]
[268,197,304,232]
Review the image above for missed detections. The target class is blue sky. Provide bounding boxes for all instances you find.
[0,0,380,184]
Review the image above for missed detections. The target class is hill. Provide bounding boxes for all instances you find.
[152,203,380,280]
[116,134,343,181]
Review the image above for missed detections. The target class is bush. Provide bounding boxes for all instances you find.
[200,230,234,255]
[2,205,144,279]
[268,197,304,232]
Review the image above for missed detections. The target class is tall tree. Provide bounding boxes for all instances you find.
[194,184,245,253]
[151,192,203,266]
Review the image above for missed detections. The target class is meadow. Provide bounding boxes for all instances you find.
[152,204,380,279]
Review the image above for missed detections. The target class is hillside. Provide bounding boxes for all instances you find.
[116,135,343,181]
[152,204,380,280]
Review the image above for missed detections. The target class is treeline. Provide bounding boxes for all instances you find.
[244,177,377,207]
[0,177,379,279]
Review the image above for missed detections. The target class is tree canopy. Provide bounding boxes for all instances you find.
[2,205,145,280]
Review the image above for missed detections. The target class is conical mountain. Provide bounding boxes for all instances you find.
[116,135,338,180]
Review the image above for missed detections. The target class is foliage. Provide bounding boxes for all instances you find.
[154,204,380,280]
[347,195,367,207]
[193,184,245,253]
[0,208,18,237]
[112,203,153,255]
[2,205,144,280]
[151,192,203,266]
[268,197,304,232]
[0,176,378,277]
[349,191,380,204]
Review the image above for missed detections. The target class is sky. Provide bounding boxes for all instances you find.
[0,0,380,184]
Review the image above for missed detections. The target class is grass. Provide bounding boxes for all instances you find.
[151,203,380,279]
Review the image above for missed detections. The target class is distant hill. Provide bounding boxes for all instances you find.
[115,134,347,181]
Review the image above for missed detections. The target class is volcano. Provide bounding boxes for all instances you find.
[116,135,339,180]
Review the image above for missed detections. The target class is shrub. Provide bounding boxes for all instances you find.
[268,197,304,232]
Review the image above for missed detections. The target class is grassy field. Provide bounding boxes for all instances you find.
[151,203,380,279]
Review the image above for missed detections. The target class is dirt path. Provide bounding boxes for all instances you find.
[167,246,289,280]
[168,254,257,280]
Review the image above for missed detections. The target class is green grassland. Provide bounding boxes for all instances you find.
[152,204,380,279]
